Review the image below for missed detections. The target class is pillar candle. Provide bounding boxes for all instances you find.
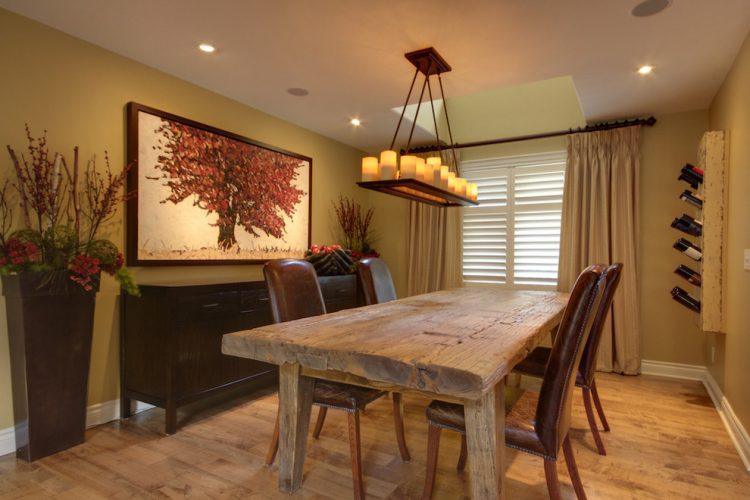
[361,157,378,182]
[468,183,478,201]
[423,164,435,185]
[426,157,442,169]
[456,178,468,197]
[447,172,456,192]
[439,166,449,189]
[379,150,397,180]
[400,155,417,179]
[415,157,426,183]
[432,164,443,186]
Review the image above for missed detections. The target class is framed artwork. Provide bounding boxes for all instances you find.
[126,102,312,265]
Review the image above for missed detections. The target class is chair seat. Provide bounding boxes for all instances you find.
[514,346,589,388]
[513,346,551,378]
[313,380,386,412]
[426,388,552,458]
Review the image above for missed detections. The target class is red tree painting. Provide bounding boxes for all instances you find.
[151,120,305,250]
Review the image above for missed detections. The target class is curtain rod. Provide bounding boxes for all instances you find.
[402,116,657,154]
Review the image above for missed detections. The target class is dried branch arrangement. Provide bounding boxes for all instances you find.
[331,196,377,257]
[2,126,138,294]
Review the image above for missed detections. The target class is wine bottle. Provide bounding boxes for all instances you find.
[671,214,702,237]
[671,286,701,312]
[674,238,702,261]
[678,171,701,189]
[674,264,702,287]
[685,163,704,177]
[680,190,703,208]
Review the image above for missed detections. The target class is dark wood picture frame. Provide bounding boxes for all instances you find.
[126,102,313,266]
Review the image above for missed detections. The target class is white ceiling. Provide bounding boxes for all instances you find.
[2,0,749,152]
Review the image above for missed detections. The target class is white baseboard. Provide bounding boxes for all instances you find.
[0,399,154,457]
[0,426,15,459]
[640,359,708,381]
[641,359,750,471]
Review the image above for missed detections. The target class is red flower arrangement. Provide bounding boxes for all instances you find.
[2,127,138,295]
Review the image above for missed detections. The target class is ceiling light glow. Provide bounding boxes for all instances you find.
[198,43,215,53]
[638,65,653,75]
[350,118,361,127]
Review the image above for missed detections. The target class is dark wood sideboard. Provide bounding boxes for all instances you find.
[121,274,360,434]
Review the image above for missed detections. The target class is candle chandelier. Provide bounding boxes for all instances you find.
[357,48,478,207]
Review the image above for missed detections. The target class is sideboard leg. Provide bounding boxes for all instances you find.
[165,400,177,435]
[121,395,132,419]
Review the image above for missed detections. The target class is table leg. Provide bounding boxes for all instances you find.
[278,363,315,493]
[464,379,505,499]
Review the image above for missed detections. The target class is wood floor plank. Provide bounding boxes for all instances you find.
[0,374,748,499]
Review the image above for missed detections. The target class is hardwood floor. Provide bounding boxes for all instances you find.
[1,374,748,499]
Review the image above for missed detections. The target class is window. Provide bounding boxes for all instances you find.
[461,152,566,289]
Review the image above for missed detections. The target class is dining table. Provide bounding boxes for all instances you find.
[222,285,568,499]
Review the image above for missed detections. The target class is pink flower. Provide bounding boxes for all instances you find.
[69,254,101,291]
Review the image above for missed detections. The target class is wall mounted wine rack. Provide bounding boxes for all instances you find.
[670,131,726,333]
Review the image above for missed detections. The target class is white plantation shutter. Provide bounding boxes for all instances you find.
[462,152,566,289]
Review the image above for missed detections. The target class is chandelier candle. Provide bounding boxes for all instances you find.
[416,157,426,180]
[400,155,417,178]
[439,166,449,188]
[362,157,379,181]
[379,150,397,180]
[447,171,456,191]
[426,157,441,185]
[456,178,467,197]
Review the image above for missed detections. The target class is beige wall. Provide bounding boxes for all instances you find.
[0,9,366,429]
[640,111,708,364]
[707,31,750,431]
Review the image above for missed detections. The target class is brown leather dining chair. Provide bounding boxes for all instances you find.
[513,263,623,455]
[421,264,607,500]
[263,259,409,499]
[356,257,409,461]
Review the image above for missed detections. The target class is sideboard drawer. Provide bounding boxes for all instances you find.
[178,291,239,321]
[319,275,356,302]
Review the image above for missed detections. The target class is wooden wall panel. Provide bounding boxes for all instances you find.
[699,131,726,333]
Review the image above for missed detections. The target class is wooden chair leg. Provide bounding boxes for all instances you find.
[590,379,610,432]
[422,424,441,500]
[392,392,411,462]
[582,387,607,455]
[456,434,467,471]
[563,434,587,500]
[543,459,562,500]
[266,411,280,466]
[347,411,365,500]
[312,406,327,439]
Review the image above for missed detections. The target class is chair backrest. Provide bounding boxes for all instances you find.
[578,263,623,386]
[356,257,397,305]
[263,259,326,323]
[535,264,607,457]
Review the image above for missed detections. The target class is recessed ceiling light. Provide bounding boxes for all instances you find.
[198,43,215,53]
[287,87,309,96]
[631,0,671,17]
[350,118,361,127]
[638,65,654,75]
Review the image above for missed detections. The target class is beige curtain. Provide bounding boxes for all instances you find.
[558,126,641,374]
[406,149,463,296]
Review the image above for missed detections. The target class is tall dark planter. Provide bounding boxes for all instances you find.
[2,271,99,461]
